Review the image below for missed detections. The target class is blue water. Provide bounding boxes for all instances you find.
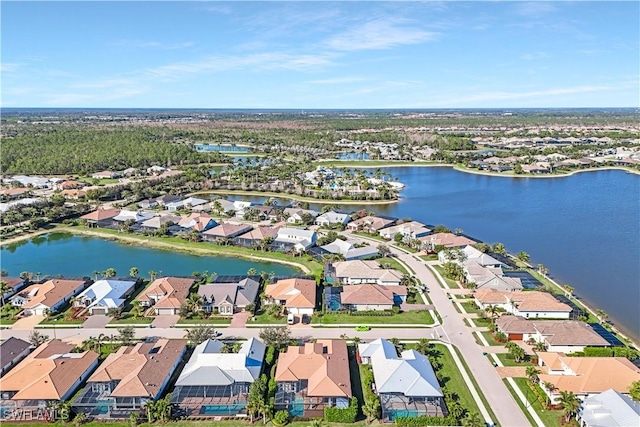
[195,144,249,153]
[0,232,298,279]
[336,152,370,160]
[388,409,423,420]
[200,404,246,415]
[351,167,640,342]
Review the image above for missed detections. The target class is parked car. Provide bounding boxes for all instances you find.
[355,325,371,331]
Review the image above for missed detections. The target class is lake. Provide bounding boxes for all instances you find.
[0,232,298,279]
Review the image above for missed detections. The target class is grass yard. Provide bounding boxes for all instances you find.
[502,379,539,427]
[375,257,410,275]
[431,265,460,288]
[109,315,154,324]
[353,231,387,242]
[481,331,506,346]
[459,301,482,314]
[512,377,563,427]
[419,254,439,261]
[433,344,483,418]
[470,317,492,328]
[250,312,287,324]
[317,310,433,325]
[495,352,534,367]
[177,317,232,325]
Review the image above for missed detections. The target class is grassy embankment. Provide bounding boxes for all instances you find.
[191,189,398,205]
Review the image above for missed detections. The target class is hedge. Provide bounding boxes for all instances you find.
[394,415,459,426]
[324,397,358,423]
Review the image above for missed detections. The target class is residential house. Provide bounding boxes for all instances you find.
[202,222,253,242]
[474,289,572,319]
[112,210,155,224]
[347,216,395,233]
[10,279,89,316]
[379,221,431,240]
[178,213,218,232]
[210,199,236,216]
[62,189,87,199]
[0,340,99,418]
[314,211,351,227]
[419,233,476,252]
[0,337,31,377]
[232,201,252,217]
[197,278,260,315]
[438,245,505,268]
[72,339,186,418]
[495,316,610,353]
[338,284,407,311]
[264,278,316,316]
[234,225,281,248]
[320,239,379,261]
[155,194,181,206]
[171,338,266,417]
[5,175,52,189]
[283,208,319,224]
[331,260,404,286]
[138,198,159,209]
[0,188,30,200]
[274,227,317,251]
[56,180,86,190]
[136,277,195,316]
[464,263,523,292]
[537,352,640,404]
[80,208,121,227]
[73,279,137,315]
[91,171,120,179]
[578,389,640,427]
[140,214,182,232]
[358,339,446,421]
[0,277,27,303]
[146,165,168,174]
[275,340,352,417]
[167,197,209,211]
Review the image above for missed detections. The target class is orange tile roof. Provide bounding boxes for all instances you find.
[275,340,352,398]
[340,284,395,305]
[17,279,86,310]
[265,278,316,309]
[475,289,572,312]
[420,232,476,248]
[80,208,121,221]
[538,352,640,395]
[0,187,29,196]
[0,340,98,400]
[136,277,194,308]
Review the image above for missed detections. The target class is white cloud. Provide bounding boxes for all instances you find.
[521,52,550,61]
[514,2,557,17]
[112,40,195,50]
[325,19,438,51]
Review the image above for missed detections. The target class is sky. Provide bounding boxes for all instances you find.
[1,1,638,108]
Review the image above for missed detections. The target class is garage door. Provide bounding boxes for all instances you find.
[92,308,106,315]
[509,333,523,340]
[156,308,175,316]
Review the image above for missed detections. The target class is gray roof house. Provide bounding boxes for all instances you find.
[321,239,379,261]
[0,337,31,377]
[315,211,351,227]
[197,278,260,315]
[358,338,446,421]
[579,389,640,427]
[73,279,137,315]
[171,338,266,417]
[275,227,317,251]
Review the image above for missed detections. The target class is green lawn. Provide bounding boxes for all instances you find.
[376,256,409,276]
[250,313,287,324]
[481,331,505,346]
[317,310,433,325]
[109,315,154,324]
[431,265,460,288]
[470,317,492,328]
[177,317,232,325]
[459,301,482,314]
[419,254,439,261]
[512,377,563,427]
[433,344,483,418]
[0,317,18,325]
[353,231,388,242]
[502,379,539,427]
[495,352,534,367]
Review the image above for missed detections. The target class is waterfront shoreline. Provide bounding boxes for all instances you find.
[191,189,399,205]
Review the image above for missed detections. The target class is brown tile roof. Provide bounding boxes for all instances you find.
[340,284,395,305]
[202,222,252,238]
[0,340,98,400]
[265,278,316,309]
[80,208,121,221]
[0,188,29,196]
[62,189,87,198]
[0,337,31,364]
[136,277,194,308]
[538,352,640,395]
[0,277,25,289]
[16,279,86,310]
[475,290,572,313]
[236,225,281,241]
[275,340,352,398]
[59,180,86,189]
[178,212,214,231]
[534,321,609,346]
[87,339,186,398]
[349,216,394,231]
[420,232,476,248]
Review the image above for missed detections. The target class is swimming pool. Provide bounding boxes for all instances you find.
[200,404,246,415]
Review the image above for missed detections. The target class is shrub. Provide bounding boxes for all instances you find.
[272,410,290,426]
[324,397,358,423]
[394,415,458,426]
[265,346,276,365]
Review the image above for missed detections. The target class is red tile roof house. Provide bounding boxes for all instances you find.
[0,340,99,419]
[274,340,353,418]
[339,284,407,312]
[474,289,573,319]
[346,216,395,234]
[419,232,477,252]
[201,222,253,242]
[177,212,218,232]
[80,208,121,228]
[72,339,187,419]
[233,225,281,248]
[9,279,90,316]
[136,277,196,316]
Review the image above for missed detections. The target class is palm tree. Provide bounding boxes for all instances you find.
[628,380,640,402]
[29,330,49,347]
[247,267,258,276]
[148,270,158,281]
[93,270,100,281]
[73,412,87,427]
[129,267,139,278]
[533,341,548,352]
[526,366,540,384]
[107,307,122,319]
[0,281,13,305]
[537,264,548,277]
[130,300,144,319]
[104,268,117,278]
[517,251,530,264]
[461,412,484,427]
[484,305,500,324]
[557,390,580,423]
[595,309,608,323]
[416,338,431,355]
[563,284,574,298]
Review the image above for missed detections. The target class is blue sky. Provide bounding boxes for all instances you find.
[1,1,638,108]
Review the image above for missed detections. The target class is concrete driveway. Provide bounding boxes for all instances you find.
[151,315,179,328]
[11,314,44,330]
[230,312,250,328]
[82,315,112,329]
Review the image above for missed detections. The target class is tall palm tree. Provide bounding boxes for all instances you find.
[0,281,13,305]
[595,309,608,323]
[130,300,144,319]
[148,270,157,281]
[526,366,541,384]
[484,305,500,324]
[129,267,139,278]
[557,390,580,423]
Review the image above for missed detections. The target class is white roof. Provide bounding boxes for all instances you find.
[462,245,504,267]
[175,338,266,387]
[358,339,442,398]
[580,389,640,427]
[322,239,354,255]
[167,197,208,208]
[113,210,155,222]
[76,279,136,309]
[316,211,350,224]
[276,227,316,242]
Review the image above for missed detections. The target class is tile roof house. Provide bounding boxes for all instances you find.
[332,260,404,286]
[536,352,640,404]
[166,197,209,211]
[379,221,432,240]
[579,389,640,427]
[202,222,253,241]
[419,232,476,252]
[358,339,446,421]
[234,225,281,248]
[178,212,218,232]
[320,239,379,261]
[197,278,260,315]
[0,277,27,302]
[80,208,121,227]
[10,279,89,316]
[275,340,352,417]
[474,289,572,319]
[464,262,523,292]
[438,245,504,268]
[264,278,316,316]
[72,339,186,418]
[347,216,395,233]
[140,213,182,230]
[283,208,319,224]
[136,277,195,316]
[155,194,181,206]
[112,210,155,224]
[0,337,31,377]
[339,284,408,311]
[74,279,138,315]
[0,340,99,415]
[171,338,266,416]
[495,315,610,353]
[314,211,351,227]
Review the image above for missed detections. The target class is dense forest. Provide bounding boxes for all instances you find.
[1,127,222,175]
